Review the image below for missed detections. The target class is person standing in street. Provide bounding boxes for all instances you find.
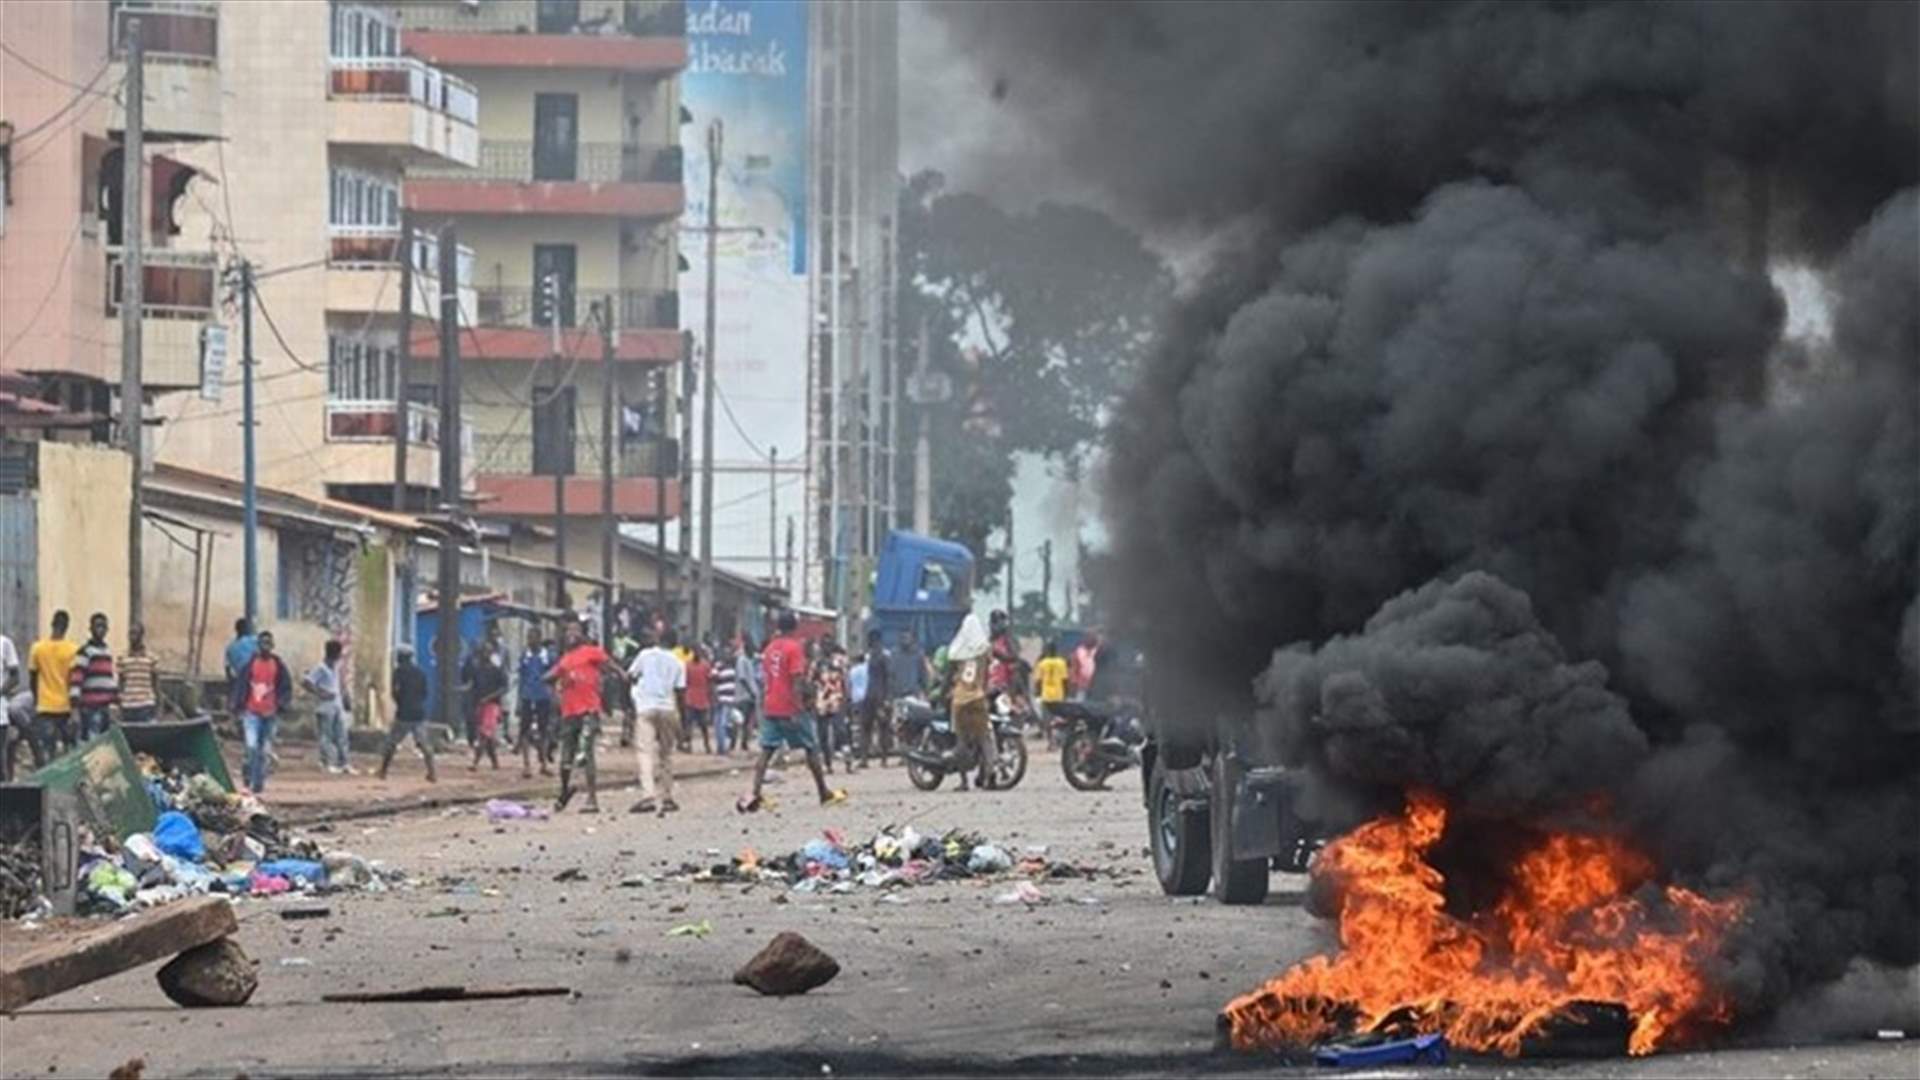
[119,624,160,725]
[303,639,352,774]
[856,628,894,768]
[27,611,80,764]
[545,619,625,814]
[627,629,685,815]
[734,636,761,751]
[891,629,929,702]
[710,644,738,754]
[233,630,292,794]
[682,644,713,755]
[1033,639,1070,747]
[739,612,844,813]
[468,648,508,771]
[0,630,21,781]
[69,613,118,742]
[378,644,436,782]
[946,614,996,792]
[810,642,850,773]
[516,636,555,778]
[1069,631,1100,702]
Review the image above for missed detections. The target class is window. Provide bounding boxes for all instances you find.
[327,166,401,229]
[328,332,400,401]
[917,563,953,596]
[330,3,398,60]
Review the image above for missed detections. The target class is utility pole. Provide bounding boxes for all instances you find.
[697,119,722,643]
[119,16,145,628]
[434,227,463,733]
[654,368,667,614]
[392,211,413,513]
[598,298,616,650]
[240,259,259,626]
[1004,513,1015,614]
[784,516,795,605]
[760,441,768,584]
[1040,539,1052,621]
[677,335,693,629]
[912,315,931,534]
[547,272,566,603]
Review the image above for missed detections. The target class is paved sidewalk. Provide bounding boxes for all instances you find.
[246,734,749,825]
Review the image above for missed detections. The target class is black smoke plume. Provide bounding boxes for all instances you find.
[932,0,1919,1025]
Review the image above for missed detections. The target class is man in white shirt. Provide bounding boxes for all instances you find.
[626,628,685,815]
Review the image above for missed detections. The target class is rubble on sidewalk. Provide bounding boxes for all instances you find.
[734,931,840,996]
[664,826,1121,896]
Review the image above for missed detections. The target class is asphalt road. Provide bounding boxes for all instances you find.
[3,747,1912,1078]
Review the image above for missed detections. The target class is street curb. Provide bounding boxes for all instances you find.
[277,760,744,827]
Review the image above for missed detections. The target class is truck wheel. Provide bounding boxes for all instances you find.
[1211,752,1270,906]
[1149,762,1210,896]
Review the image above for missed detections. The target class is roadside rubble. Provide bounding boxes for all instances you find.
[663,826,1123,896]
[734,932,840,996]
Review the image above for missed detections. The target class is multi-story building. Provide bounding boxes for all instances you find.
[397,0,688,576]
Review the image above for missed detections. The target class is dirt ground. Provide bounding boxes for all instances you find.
[2,746,1912,1078]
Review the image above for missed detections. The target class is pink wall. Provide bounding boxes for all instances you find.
[1,0,113,383]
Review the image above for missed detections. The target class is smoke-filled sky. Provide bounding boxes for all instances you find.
[921,0,1918,1030]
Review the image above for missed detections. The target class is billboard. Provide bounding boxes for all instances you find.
[681,0,809,584]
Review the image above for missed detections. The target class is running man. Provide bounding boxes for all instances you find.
[738,612,844,813]
[545,619,626,813]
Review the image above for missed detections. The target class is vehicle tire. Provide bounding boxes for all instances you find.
[1211,752,1270,906]
[991,728,1029,790]
[1149,762,1211,896]
[1060,729,1109,791]
[905,729,945,791]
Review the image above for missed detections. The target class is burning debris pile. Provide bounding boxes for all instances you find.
[933,0,1918,1052]
[1222,792,1743,1056]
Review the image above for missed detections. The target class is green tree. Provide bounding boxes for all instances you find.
[897,171,1172,595]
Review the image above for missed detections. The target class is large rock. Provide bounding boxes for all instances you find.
[0,895,237,1012]
[732,932,840,996]
[156,938,258,1007]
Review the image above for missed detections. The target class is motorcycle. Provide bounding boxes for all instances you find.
[896,695,1030,791]
[1051,698,1145,791]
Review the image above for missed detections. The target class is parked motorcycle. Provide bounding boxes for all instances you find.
[896,695,1029,791]
[1052,699,1145,791]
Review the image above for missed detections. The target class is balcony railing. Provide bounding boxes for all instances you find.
[105,248,217,319]
[413,140,681,184]
[328,56,479,125]
[110,1,218,63]
[328,225,475,285]
[399,0,686,38]
[473,286,678,330]
[476,432,678,478]
[326,399,442,446]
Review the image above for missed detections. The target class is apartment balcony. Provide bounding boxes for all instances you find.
[326,227,478,322]
[328,57,480,168]
[410,286,680,363]
[407,140,683,219]
[400,0,687,73]
[104,247,218,390]
[109,1,221,141]
[472,433,682,521]
[320,400,445,488]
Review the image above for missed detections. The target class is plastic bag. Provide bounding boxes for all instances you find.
[485,798,548,823]
[248,870,292,895]
[153,810,206,862]
[800,838,850,871]
[993,881,1047,905]
[967,844,1013,874]
[258,859,326,885]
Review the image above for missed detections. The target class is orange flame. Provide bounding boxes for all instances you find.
[1221,791,1745,1057]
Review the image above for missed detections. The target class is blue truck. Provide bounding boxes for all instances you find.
[868,530,975,651]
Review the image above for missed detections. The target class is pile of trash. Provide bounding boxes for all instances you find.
[69,756,402,917]
[664,826,1115,896]
[1,818,48,920]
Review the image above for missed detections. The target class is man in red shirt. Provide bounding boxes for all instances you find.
[740,611,844,812]
[543,619,626,813]
[231,629,291,794]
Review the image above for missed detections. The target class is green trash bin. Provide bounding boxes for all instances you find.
[119,719,236,794]
[28,726,156,843]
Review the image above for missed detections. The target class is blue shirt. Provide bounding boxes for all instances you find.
[517,649,552,704]
[848,661,869,707]
[225,634,258,682]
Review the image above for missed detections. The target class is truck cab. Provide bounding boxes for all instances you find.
[869,530,975,651]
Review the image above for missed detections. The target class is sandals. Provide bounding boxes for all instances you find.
[629,798,658,814]
[820,789,849,807]
[736,794,764,814]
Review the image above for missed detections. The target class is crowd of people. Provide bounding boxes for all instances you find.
[0,600,1110,813]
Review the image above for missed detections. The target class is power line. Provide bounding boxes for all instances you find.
[0,219,85,363]
[714,377,768,458]
[6,62,114,151]
[0,42,114,96]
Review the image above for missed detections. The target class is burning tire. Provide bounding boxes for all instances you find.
[1210,751,1270,906]
[1149,761,1210,896]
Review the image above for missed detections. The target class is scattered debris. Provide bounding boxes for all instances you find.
[1313,1032,1449,1068]
[0,817,51,920]
[993,881,1047,906]
[485,799,548,823]
[1517,1000,1633,1059]
[107,1058,145,1080]
[734,932,840,996]
[667,920,714,939]
[278,907,332,921]
[552,868,588,883]
[321,985,571,1004]
[156,938,258,1007]
[666,827,1115,896]
[614,946,634,964]
[0,896,238,1012]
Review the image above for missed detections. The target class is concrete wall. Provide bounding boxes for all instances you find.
[34,443,131,640]
[465,215,625,294]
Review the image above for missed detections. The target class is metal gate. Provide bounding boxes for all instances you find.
[0,494,39,650]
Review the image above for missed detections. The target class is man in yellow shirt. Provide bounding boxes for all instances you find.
[1032,640,1070,748]
[26,610,80,766]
